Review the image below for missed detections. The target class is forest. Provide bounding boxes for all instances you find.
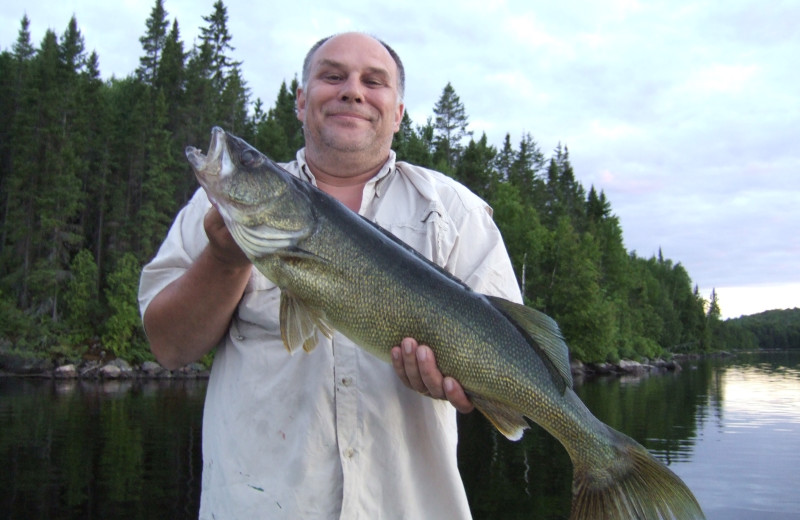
[1,0,783,367]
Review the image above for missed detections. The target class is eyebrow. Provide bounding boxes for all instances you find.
[316,59,392,79]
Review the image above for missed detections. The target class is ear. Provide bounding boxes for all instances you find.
[296,87,306,123]
[393,103,405,133]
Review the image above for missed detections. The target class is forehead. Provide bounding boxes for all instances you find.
[311,34,397,78]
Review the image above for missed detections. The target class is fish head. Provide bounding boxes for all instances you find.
[186,127,313,259]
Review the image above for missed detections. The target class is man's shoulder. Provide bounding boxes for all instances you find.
[394,160,488,213]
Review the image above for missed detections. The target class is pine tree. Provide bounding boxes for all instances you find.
[393,113,435,168]
[199,0,241,94]
[544,144,586,230]
[432,82,472,172]
[454,134,496,199]
[494,134,515,182]
[137,89,180,261]
[508,132,545,205]
[156,19,186,126]
[702,288,722,351]
[137,0,170,85]
[102,253,148,360]
[218,64,250,135]
[64,248,100,348]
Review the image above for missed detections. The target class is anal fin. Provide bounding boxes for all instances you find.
[471,395,529,441]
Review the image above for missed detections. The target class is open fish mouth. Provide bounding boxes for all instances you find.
[186,126,227,176]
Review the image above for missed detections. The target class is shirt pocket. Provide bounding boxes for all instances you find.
[380,205,453,269]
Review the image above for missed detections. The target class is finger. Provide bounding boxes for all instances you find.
[400,338,427,393]
[415,345,446,399]
[443,377,475,414]
[391,345,411,388]
[204,207,249,266]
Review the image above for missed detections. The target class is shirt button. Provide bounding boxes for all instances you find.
[344,448,355,459]
[341,377,352,387]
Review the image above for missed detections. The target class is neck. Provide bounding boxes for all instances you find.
[304,150,388,212]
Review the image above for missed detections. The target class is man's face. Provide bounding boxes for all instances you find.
[297,33,404,159]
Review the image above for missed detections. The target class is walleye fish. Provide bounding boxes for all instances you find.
[186,127,705,520]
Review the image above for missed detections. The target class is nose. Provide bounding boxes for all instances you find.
[339,76,364,103]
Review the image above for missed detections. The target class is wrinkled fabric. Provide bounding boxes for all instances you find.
[139,149,522,520]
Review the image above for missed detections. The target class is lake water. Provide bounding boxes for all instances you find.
[1,351,798,519]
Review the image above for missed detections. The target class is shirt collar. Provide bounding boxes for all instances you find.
[294,148,397,202]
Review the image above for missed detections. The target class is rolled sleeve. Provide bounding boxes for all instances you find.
[138,189,211,320]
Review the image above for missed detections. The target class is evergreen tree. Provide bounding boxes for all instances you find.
[538,218,616,362]
[393,113,435,168]
[702,288,722,351]
[64,248,101,348]
[156,19,186,129]
[432,82,471,172]
[218,64,250,135]
[137,0,170,85]
[508,133,545,205]
[251,79,303,161]
[199,0,241,94]
[454,134,496,199]
[494,134,515,182]
[102,253,148,360]
[137,90,180,261]
[544,144,586,230]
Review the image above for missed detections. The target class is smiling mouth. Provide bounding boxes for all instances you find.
[328,111,371,121]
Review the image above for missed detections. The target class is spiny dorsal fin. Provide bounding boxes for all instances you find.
[279,290,333,354]
[487,296,573,393]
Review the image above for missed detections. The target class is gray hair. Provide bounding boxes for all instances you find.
[301,33,406,102]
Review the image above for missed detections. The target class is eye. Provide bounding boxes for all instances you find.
[240,149,262,167]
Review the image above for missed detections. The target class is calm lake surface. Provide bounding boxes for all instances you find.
[1,351,798,519]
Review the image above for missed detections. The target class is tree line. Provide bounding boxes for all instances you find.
[2,0,754,365]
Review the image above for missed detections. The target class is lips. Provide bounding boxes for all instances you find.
[327,110,372,122]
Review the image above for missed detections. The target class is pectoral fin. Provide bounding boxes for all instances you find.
[279,291,333,353]
[471,395,529,441]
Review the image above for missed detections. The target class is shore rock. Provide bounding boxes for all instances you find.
[618,359,648,375]
[54,364,78,378]
[99,364,122,379]
[140,360,167,377]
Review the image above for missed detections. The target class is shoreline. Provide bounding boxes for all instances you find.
[1,351,739,382]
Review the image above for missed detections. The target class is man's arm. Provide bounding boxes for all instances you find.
[144,207,252,370]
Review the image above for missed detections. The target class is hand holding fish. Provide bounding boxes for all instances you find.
[203,206,251,268]
[391,338,475,414]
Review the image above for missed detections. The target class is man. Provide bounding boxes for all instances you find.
[139,32,522,519]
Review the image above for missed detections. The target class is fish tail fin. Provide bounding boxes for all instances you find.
[569,428,704,520]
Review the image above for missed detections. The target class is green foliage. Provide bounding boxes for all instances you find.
[720,308,800,350]
[102,253,149,361]
[432,82,472,171]
[63,249,100,348]
[0,4,747,364]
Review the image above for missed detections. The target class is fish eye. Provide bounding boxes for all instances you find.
[240,149,262,167]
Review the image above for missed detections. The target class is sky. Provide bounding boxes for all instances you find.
[2,0,798,320]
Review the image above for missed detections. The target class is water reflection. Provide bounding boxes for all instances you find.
[460,352,800,520]
[0,378,206,520]
[2,353,799,520]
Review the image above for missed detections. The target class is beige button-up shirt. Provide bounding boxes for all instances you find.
[139,149,522,520]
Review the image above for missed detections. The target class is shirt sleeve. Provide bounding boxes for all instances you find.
[138,188,211,322]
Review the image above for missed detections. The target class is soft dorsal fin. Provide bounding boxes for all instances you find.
[487,296,573,393]
[279,290,333,353]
